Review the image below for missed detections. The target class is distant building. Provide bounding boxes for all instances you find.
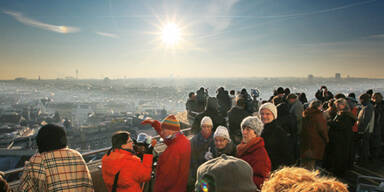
[335,73,341,80]
[73,104,93,126]
[0,112,24,124]
[308,74,314,80]
[15,77,27,81]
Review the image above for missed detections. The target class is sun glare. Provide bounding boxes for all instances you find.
[161,23,181,46]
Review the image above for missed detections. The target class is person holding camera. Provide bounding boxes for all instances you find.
[315,85,334,103]
[102,131,154,192]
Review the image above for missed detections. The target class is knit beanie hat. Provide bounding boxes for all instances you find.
[201,116,213,127]
[240,116,264,136]
[259,102,278,119]
[213,126,231,142]
[161,115,180,131]
[195,154,258,192]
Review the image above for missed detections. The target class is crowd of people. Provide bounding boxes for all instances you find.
[3,85,383,191]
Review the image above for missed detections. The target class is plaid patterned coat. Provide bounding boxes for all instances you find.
[18,148,94,192]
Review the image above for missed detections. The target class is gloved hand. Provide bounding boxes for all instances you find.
[150,138,157,147]
[145,146,154,154]
[141,119,162,134]
[204,147,213,160]
[144,139,157,154]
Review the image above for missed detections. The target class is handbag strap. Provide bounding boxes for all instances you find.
[112,171,120,192]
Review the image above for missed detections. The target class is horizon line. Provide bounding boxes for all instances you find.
[2,76,383,81]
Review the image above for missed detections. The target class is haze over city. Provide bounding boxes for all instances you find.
[1,0,384,79]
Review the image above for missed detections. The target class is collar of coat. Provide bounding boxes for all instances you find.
[236,136,265,156]
[164,132,183,145]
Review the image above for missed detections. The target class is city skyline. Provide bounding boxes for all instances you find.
[1,0,384,79]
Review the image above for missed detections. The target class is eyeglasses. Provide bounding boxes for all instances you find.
[214,138,227,143]
[201,125,212,129]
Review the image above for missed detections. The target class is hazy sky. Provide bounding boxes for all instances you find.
[1,0,384,79]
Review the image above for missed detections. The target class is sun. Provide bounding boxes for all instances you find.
[161,23,181,46]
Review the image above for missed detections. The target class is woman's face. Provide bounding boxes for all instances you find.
[336,102,345,111]
[260,109,274,124]
[242,127,257,144]
[214,136,229,149]
[121,137,134,150]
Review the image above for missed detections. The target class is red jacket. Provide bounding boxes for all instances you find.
[102,149,153,192]
[237,137,271,189]
[154,133,191,192]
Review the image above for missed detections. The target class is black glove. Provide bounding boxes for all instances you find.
[145,145,154,154]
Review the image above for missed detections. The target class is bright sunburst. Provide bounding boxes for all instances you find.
[161,23,181,46]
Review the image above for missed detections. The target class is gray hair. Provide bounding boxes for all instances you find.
[240,116,264,136]
[335,98,350,112]
[309,100,322,109]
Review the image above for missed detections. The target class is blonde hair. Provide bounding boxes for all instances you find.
[261,167,348,192]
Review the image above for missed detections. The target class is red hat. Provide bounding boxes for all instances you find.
[161,115,180,131]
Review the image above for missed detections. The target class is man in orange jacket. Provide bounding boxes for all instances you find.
[102,131,154,192]
[142,115,191,192]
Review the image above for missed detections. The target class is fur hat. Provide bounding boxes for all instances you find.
[213,126,231,142]
[161,115,180,131]
[196,155,258,192]
[240,116,264,136]
[259,102,278,119]
[201,116,213,127]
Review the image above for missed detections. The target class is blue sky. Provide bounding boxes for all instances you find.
[1,0,384,79]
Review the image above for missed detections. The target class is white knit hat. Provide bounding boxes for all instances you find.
[259,102,278,119]
[213,126,231,142]
[201,116,213,126]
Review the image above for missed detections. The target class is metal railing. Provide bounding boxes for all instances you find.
[4,127,191,177]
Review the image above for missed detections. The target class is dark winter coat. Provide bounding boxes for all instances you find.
[357,102,374,133]
[217,90,232,118]
[315,89,334,103]
[324,111,356,176]
[276,103,297,137]
[192,99,226,134]
[186,98,201,122]
[228,106,251,139]
[301,108,329,160]
[374,101,384,142]
[188,133,214,187]
[289,100,304,135]
[211,141,237,158]
[261,120,296,171]
[237,137,271,189]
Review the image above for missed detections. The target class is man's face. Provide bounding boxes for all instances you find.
[288,98,295,104]
[161,128,174,138]
[260,109,274,124]
[201,124,212,138]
